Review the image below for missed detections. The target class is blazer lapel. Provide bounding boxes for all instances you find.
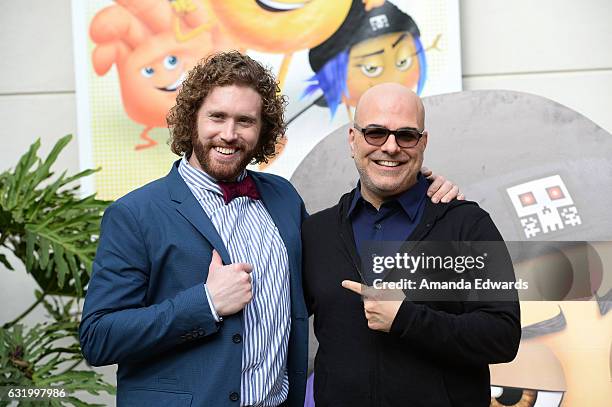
[338,190,368,284]
[166,161,232,264]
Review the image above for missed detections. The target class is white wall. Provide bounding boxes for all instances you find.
[1,1,611,405]
[461,0,612,133]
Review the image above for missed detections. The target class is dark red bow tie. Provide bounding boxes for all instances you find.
[217,175,261,205]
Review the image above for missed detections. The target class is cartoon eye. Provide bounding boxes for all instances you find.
[359,64,383,78]
[546,186,565,200]
[490,386,563,407]
[164,55,179,70]
[140,67,155,78]
[396,55,413,71]
[519,192,537,207]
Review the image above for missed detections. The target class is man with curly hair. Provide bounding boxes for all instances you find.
[80,51,458,407]
[80,50,310,407]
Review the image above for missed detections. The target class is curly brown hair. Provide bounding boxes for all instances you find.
[167,51,287,164]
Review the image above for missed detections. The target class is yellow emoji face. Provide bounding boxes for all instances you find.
[495,243,612,406]
[514,300,612,406]
[206,0,352,52]
[346,32,421,107]
[490,340,566,407]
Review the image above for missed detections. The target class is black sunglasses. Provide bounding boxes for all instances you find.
[354,124,424,148]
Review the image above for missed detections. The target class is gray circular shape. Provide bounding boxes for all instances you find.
[291,90,612,241]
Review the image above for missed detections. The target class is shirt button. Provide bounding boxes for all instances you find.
[229,392,239,402]
[375,223,382,230]
[232,334,242,344]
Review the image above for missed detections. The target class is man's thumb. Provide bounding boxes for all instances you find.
[208,250,223,273]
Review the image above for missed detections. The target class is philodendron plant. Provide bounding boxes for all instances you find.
[0,135,115,406]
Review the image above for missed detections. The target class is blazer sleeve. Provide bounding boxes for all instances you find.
[389,214,521,366]
[79,202,220,367]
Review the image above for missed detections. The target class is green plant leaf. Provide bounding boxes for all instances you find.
[0,136,114,405]
[3,139,40,211]
[3,136,107,295]
[0,253,13,271]
[30,135,72,191]
[1,323,114,406]
[25,230,35,270]
[39,237,50,270]
[52,243,67,289]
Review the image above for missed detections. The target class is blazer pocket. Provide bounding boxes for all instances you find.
[121,389,192,407]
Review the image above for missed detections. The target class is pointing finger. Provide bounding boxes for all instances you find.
[342,280,365,295]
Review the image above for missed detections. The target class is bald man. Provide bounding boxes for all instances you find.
[302,83,521,406]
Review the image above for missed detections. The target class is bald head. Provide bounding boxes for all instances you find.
[348,82,429,209]
[354,83,425,129]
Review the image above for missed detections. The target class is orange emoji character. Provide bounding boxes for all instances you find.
[90,0,221,150]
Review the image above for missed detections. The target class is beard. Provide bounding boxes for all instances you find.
[354,155,421,204]
[191,135,256,181]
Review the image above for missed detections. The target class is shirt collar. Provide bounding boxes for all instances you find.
[348,173,429,221]
[347,182,365,217]
[178,156,247,196]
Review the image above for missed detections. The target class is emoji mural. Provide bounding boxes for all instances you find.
[75,0,461,198]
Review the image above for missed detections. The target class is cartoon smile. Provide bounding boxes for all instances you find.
[156,72,186,92]
[255,0,310,12]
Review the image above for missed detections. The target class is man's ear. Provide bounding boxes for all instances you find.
[348,127,356,157]
[421,130,428,149]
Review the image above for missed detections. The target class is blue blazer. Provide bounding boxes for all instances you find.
[80,161,309,407]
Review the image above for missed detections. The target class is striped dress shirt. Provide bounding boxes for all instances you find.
[179,158,291,407]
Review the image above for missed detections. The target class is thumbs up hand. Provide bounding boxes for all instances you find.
[206,250,253,317]
[342,280,404,333]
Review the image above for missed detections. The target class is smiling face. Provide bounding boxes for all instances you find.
[207,0,351,52]
[189,85,262,181]
[137,54,185,93]
[346,32,421,107]
[118,32,213,128]
[349,83,427,208]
